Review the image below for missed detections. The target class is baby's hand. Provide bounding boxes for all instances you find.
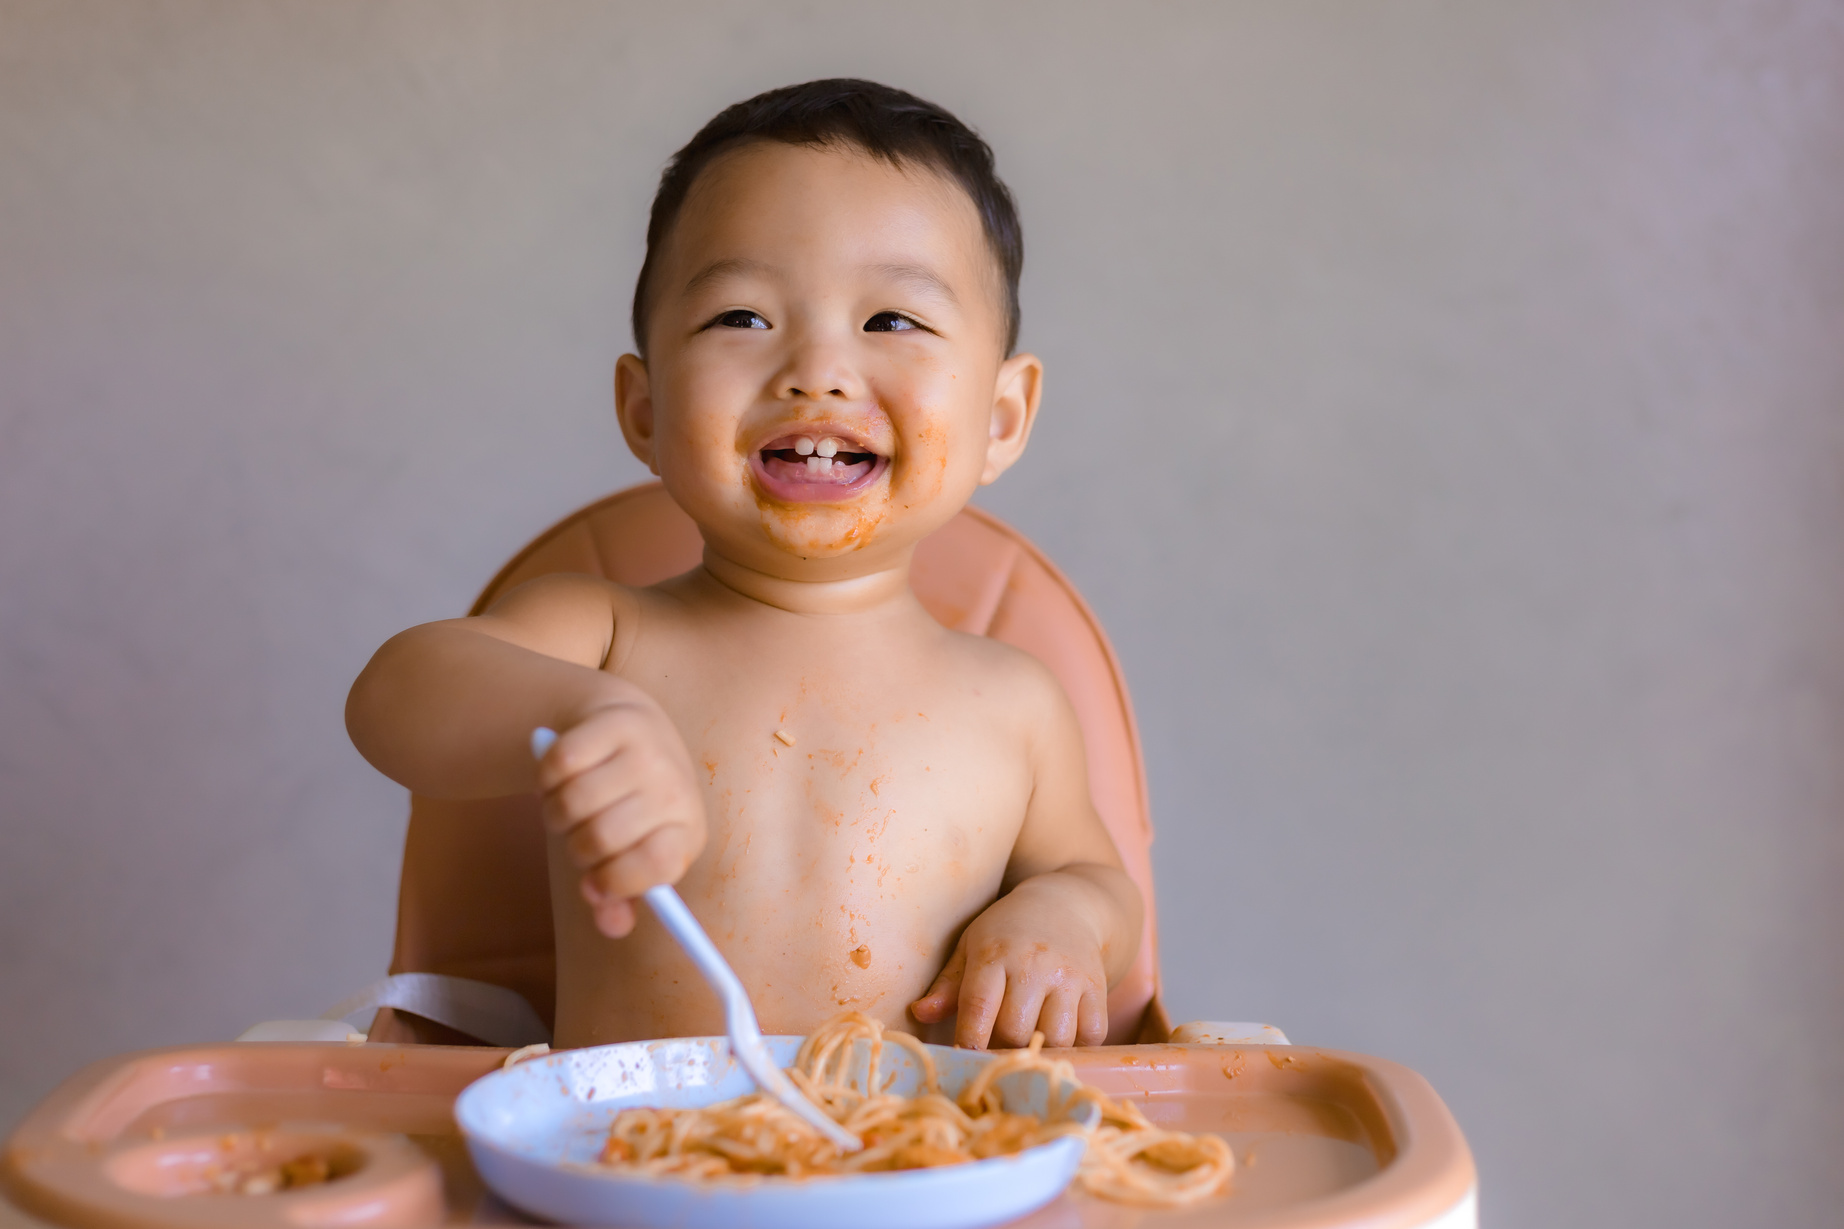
[534,694,707,938]
[908,876,1110,1049]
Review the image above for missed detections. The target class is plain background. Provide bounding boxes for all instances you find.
[4,2,1842,1225]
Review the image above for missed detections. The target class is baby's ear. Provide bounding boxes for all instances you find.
[980,352,1043,485]
[614,354,659,474]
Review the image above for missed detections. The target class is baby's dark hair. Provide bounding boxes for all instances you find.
[632,78,1023,357]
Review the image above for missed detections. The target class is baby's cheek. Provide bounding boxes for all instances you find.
[902,415,990,513]
[902,419,953,498]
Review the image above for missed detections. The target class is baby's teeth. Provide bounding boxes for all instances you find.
[806,455,823,473]
[795,437,816,456]
[816,438,839,458]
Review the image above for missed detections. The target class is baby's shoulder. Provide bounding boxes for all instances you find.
[482,570,656,658]
[932,625,1070,724]
[489,570,639,620]
[452,571,638,673]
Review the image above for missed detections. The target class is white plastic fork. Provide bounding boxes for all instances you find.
[530,726,861,1152]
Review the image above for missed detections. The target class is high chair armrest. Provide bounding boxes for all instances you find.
[1167,1020,1291,1045]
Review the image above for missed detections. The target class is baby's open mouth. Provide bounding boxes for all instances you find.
[752,432,887,501]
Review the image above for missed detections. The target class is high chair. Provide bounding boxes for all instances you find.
[5,484,1477,1229]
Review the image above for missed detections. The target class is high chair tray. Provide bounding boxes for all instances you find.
[3,1041,1474,1229]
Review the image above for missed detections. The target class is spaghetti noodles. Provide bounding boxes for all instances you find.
[596,1012,1233,1208]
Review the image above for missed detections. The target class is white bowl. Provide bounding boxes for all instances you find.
[455,1034,1097,1229]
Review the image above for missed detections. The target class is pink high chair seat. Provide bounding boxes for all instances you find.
[374,482,1170,1047]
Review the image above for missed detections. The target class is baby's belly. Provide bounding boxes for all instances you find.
[549,829,1004,1048]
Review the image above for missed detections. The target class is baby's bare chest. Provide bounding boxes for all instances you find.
[558,596,1040,1034]
[615,616,1033,900]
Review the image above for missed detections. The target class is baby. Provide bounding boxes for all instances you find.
[346,80,1142,1053]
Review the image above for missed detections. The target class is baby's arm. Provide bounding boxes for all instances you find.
[909,665,1143,1049]
[346,575,705,936]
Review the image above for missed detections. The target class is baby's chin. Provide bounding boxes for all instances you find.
[753,498,891,559]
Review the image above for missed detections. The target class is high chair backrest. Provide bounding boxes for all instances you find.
[386,483,1168,1045]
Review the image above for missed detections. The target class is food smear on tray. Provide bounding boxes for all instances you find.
[597,1012,1233,1208]
[203,1149,337,1196]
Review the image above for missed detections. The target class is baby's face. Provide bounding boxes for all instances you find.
[617,142,1039,578]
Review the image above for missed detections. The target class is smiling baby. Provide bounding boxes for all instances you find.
[346,80,1142,1053]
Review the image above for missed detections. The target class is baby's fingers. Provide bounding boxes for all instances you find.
[586,822,700,898]
[580,825,700,937]
[1036,988,1083,1049]
[951,960,1010,1050]
[582,892,637,938]
[991,978,1050,1050]
[542,754,642,838]
[1075,988,1109,1047]
[561,789,659,870]
[534,708,633,792]
[908,945,965,1025]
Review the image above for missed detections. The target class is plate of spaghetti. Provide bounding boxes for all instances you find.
[457,1012,1233,1228]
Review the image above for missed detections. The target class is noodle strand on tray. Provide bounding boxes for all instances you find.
[595,1011,1233,1208]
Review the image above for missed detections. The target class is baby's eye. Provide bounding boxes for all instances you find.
[712,309,769,330]
[863,311,920,333]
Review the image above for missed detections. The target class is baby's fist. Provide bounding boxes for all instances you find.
[533,695,706,937]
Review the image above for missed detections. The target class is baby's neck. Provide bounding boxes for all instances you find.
[699,547,916,617]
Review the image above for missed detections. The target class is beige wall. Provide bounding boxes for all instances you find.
[4,2,1842,1224]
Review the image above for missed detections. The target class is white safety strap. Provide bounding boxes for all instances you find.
[320,972,551,1047]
